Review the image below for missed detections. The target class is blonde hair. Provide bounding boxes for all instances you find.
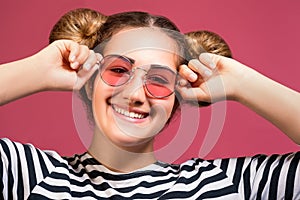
[186,30,232,58]
[49,8,107,48]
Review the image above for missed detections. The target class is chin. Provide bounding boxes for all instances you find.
[107,130,154,151]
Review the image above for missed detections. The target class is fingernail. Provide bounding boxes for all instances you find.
[189,73,198,81]
[83,63,91,70]
[204,70,212,76]
[70,55,76,62]
[179,79,187,86]
[200,54,215,69]
[209,62,216,69]
[71,61,79,69]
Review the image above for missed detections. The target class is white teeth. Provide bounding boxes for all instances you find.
[113,106,145,119]
[129,112,135,118]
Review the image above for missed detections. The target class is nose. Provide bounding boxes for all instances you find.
[121,70,147,106]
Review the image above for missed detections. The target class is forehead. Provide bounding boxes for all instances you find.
[103,27,180,57]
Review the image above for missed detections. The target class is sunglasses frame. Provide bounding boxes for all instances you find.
[99,54,179,99]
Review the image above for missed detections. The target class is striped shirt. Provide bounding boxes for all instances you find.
[0,138,299,199]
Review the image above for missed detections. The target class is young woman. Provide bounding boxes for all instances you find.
[0,11,300,199]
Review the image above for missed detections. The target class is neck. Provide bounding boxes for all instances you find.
[88,127,156,173]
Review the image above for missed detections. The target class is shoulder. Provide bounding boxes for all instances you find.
[206,152,300,199]
[0,138,72,199]
[0,137,67,166]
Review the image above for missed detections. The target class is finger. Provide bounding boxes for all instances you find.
[188,59,212,79]
[73,45,90,67]
[198,53,216,69]
[82,50,98,71]
[178,78,188,87]
[74,64,99,90]
[177,85,211,102]
[95,53,103,69]
[96,53,103,61]
[75,51,101,88]
[62,40,80,62]
[178,64,198,82]
[57,40,81,70]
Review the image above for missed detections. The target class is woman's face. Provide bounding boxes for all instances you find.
[92,28,179,149]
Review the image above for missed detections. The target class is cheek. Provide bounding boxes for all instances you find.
[92,76,114,102]
[153,95,175,119]
[167,96,176,117]
[92,78,105,106]
[92,84,105,127]
[92,78,112,122]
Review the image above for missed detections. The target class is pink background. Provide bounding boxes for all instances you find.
[1,0,299,162]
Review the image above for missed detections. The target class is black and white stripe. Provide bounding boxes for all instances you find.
[209,153,300,199]
[1,138,299,199]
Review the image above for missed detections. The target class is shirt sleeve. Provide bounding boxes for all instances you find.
[210,152,300,199]
[0,138,62,200]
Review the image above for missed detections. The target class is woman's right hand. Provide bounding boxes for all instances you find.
[0,40,100,105]
[33,39,101,91]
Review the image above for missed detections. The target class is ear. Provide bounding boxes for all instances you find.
[84,80,94,100]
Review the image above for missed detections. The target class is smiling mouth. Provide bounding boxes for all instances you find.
[112,105,148,119]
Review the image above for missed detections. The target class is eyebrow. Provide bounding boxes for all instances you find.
[116,54,177,74]
[122,55,135,64]
[150,64,177,74]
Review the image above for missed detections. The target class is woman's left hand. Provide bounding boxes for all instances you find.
[177,53,245,104]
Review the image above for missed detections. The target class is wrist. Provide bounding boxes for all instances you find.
[226,60,256,103]
[232,64,261,105]
[26,53,50,92]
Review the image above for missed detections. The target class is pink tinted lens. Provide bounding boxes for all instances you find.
[145,66,176,97]
[146,83,173,98]
[101,56,132,86]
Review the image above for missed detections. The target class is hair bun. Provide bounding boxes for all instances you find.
[49,8,107,49]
